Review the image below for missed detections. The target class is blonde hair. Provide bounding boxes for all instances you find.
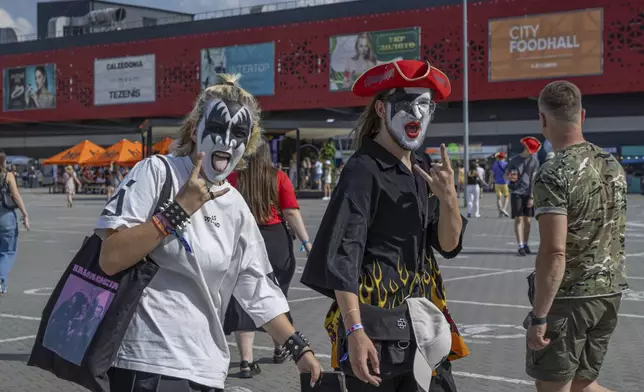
[354,90,389,148]
[172,74,262,170]
[538,80,582,125]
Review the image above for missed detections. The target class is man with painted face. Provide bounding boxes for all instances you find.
[302,60,469,392]
[96,74,321,392]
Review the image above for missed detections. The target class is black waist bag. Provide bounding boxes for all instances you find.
[337,302,415,380]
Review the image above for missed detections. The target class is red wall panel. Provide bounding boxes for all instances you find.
[1,0,643,124]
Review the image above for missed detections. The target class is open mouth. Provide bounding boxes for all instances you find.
[212,151,231,172]
[405,121,421,138]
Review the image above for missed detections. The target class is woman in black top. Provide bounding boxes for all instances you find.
[466,161,488,218]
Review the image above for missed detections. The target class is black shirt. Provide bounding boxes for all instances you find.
[467,169,480,185]
[301,137,467,307]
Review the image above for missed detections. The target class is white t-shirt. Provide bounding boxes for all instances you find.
[476,166,485,182]
[314,161,323,175]
[95,155,289,388]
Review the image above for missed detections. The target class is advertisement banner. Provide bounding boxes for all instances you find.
[94,54,156,106]
[201,42,275,96]
[3,64,56,111]
[488,9,603,82]
[426,144,507,160]
[329,27,421,91]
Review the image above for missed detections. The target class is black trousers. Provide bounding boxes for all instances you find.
[345,361,457,392]
[108,368,222,392]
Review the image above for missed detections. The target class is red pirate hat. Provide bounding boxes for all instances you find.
[520,137,542,154]
[352,60,451,100]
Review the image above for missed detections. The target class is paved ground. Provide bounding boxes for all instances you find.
[1,189,643,392]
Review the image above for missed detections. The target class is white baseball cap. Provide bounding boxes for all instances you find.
[406,298,452,391]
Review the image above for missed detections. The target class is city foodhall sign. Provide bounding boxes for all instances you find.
[488,8,603,82]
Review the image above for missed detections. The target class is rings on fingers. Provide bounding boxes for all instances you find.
[209,191,216,200]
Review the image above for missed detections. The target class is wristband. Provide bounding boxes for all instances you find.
[346,323,364,337]
[529,311,547,326]
[283,331,312,363]
[159,200,191,233]
[156,213,193,255]
[300,239,310,253]
[151,214,170,237]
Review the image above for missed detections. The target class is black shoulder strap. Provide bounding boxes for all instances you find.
[413,154,431,285]
[153,155,173,213]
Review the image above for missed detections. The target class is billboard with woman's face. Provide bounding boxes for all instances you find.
[3,64,57,111]
[329,27,420,91]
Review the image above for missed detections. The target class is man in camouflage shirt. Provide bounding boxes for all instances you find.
[525,80,628,392]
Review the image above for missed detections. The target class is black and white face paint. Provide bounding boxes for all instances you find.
[196,98,253,182]
[384,87,435,151]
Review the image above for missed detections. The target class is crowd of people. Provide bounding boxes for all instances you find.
[0,60,629,392]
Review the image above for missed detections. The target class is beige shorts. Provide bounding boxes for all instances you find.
[526,294,621,382]
[495,184,509,197]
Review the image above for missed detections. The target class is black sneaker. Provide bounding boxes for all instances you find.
[518,247,526,256]
[523,245,532,254]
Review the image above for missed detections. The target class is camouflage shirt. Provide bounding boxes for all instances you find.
[533,142,629,298]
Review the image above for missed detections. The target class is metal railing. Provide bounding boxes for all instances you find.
[3,0,358,44]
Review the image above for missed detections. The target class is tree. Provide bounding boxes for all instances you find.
[320,138,336,165]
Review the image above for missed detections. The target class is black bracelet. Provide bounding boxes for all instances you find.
[294,347,314,364]
[159,200,191,232]
[283,331,312,363]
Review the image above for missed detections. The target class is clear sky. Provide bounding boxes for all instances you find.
[0,0,347,38]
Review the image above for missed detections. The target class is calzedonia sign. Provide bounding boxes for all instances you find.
[94,54,156,106]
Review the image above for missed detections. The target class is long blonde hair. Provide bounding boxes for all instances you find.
[354,90,389,148]
[172,74,262,170]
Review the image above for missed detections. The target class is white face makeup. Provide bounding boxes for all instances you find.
[384,87,435,151]
[196,98,253,182]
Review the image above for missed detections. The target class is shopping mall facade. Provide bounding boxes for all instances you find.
[1,0,644,168]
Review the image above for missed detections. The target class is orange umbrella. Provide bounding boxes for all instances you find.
[86,139,143,167]
[152,137,173,155]
[43,140,105,165]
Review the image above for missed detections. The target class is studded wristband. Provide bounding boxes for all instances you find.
[158,200,191,233]
[283,331,312,363]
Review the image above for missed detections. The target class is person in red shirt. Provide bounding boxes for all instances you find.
[224,140,313,378]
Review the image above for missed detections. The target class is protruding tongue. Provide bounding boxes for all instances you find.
[212,155,229,172]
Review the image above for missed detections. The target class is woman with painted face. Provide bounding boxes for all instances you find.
[96,74,321,392]
[301,60,469,392]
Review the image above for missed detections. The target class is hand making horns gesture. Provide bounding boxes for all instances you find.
[413,143,456,201]
[175,152,230,216]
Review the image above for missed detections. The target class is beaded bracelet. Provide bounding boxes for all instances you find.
[151,214,170,237]
[155,212,193,254]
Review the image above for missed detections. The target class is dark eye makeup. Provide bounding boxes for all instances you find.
[232,126,249,139]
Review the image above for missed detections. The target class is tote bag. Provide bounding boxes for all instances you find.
[27,155,173,392]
